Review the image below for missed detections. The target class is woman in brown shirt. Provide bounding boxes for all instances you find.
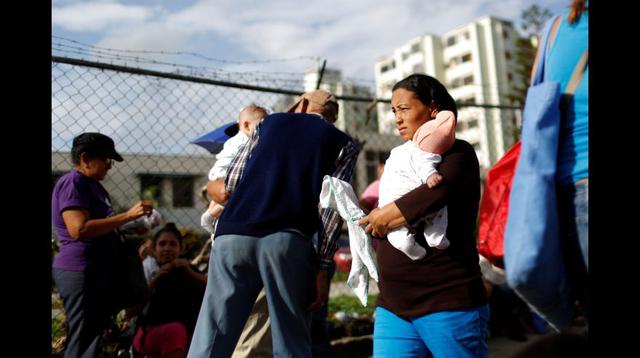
[359,74,489,357]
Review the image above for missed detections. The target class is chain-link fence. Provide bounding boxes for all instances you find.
[51,56,522,351]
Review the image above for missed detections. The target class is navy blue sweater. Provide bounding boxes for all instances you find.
[215,113,353,238]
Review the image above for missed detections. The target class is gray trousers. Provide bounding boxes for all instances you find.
[53,267,113,358]
[188,231,315,358]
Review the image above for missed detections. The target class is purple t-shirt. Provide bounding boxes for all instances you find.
[52,170,119,271]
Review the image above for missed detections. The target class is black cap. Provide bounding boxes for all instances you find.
[72,132,124,162]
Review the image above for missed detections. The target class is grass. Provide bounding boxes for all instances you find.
[328,294,378,318]
[51,294,67,345]
[331,270,349,283]
[52,313,66,342]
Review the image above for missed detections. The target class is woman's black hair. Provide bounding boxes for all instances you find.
[152,222,183,246]
[71,145,83,166]
[392,74,458,118]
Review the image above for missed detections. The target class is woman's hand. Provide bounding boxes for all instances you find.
[173,258,208,283]
[156,262,174,277]
[357,202,406,238]
[172,258,192,272]
[126,201,153,221]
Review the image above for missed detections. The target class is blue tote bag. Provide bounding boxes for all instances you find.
[504,16,588,331]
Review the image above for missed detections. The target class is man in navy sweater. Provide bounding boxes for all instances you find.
[188,89,359,358]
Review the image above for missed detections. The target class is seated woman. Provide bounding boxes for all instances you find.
[132,223,207,358]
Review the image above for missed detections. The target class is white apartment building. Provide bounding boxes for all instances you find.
[374,16,523,169]
[304,67,377,134]
[303,67,403,193]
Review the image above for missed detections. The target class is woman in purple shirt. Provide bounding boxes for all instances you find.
[52,132,153,358]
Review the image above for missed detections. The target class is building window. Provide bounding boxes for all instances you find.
[507,72,514,81]
[411,42,421,53]
[463,75,474,85]
[412,64,424,73]
[140,174,196,208]
[503,29,509,39]
[140,175,164,207]
[463,31,470,40]
[450,77,462,89]
[462,96,476,105]
[461,53,472,63]
[468,118,479,129]
[447,36,457,47]
[381,60,396,73]
[505,51,512,60]
[172,177,195,208]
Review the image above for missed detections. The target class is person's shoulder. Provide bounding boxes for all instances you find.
[450,139,475,153]
[444,139,479,164]
[54,170,86,190]
[260,112,315,129]
[263,112,304,121]
[336,127,355,141]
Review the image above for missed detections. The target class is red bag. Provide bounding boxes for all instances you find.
[477,141,521,269]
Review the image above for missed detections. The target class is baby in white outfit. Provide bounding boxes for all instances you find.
[378,110,457,260]
[200,104,267,235]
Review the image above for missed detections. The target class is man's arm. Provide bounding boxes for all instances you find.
[308,140,359,312]
[207,179,228,205]
[316,140,359,270]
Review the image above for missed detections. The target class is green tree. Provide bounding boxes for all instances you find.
[521,5,554,39]
[507,4,553,108]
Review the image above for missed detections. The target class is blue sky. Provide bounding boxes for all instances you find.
[52,0,570,156]
[52,0,569,84]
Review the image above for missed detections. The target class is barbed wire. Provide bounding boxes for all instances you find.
[53,46,308,91]
[51,36,384,92]
[53,35,322,65]
[52,44,304,78]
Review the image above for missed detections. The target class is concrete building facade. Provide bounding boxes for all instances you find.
[304,68,403,194]
[374,16,523,168]
[52,152,212,232]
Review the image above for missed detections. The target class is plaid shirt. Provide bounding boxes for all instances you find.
[225,116,359,270]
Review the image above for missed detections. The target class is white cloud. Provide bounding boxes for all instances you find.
[53,0,569,81]
[53,1,157,32]
[96,22,189,53]
[52,0,572,159]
